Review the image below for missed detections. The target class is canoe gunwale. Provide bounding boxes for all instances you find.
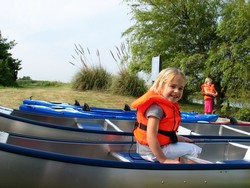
[1,142,250,171]
[11,130,249,144]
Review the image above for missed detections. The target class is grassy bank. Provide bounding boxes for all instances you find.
[0,85,135,110]
[0,83,205,113]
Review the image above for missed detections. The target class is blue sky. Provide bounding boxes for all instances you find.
[0,0,132,82]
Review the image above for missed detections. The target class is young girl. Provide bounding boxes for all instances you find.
[201,77,218,114]
[132,67,202,164]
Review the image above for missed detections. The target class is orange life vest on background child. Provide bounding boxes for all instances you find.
[132,90,181,146]
[201,84,216,100]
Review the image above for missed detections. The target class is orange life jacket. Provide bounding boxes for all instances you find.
[131,90,181,146]
[201,84,216,100]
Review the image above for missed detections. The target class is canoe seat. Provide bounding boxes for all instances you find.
[228,142,250,160]
[77,123,104,131]
[244,148,250,160]
[111,152,154,163]
[111,152,213,164]
[0,132,9,143]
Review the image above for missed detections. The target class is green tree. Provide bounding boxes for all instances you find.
[0,32,22,86]
[206,0,250,108]
[123,0,249,109]
[123,0,220,86]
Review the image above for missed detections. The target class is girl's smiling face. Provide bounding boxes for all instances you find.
[161,75,185,103]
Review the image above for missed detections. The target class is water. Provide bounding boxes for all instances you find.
[189,99,249,108]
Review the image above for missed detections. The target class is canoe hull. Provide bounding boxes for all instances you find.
[1,105,250,187]
[0,146,249,188]
[19,104,136,120]
[0,111,250,187]
[1,106,250,138]
[0,113,133,142]
[20,102,219,122]
[10,108,250,136]
[1,130,250,188]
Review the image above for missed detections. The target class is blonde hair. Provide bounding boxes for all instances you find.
[204,77,212,84]
[150,67,186,94]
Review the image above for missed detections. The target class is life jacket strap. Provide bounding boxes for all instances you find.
[137,123,178,143]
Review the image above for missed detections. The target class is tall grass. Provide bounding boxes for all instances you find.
[70,43,147,96]
[110,68,147,97]
[70,44,112,91]
[109,41,148,97]
[72,66,112,91]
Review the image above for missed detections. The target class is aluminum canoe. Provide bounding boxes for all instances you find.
[1,105,250,138]
[0,131,250,188]
[0,106,133,142]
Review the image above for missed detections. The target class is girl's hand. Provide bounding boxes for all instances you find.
[178,135,195,143]
[162,159,180,164]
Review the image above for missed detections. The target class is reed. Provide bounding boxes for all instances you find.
[110,68,147,97]
[72,66,112,91]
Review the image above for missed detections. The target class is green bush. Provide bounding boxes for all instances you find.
[235,107,250,122]
[72,66,112,91]
[111,69,147,97]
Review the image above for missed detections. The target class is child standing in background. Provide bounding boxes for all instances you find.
[132,67,202,164]
[201,77,218,114]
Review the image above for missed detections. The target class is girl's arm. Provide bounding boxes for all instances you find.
[204,87,216,97]
[147,116,180,164]
[214,89,218,96]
